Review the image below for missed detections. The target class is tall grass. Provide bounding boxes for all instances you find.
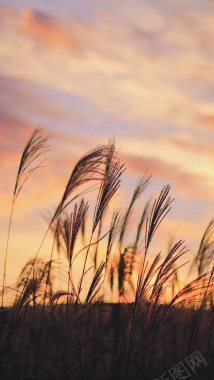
[1,128,213,380]
[2,127,50,307]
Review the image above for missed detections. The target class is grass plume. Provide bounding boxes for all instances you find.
[2,127,50,307]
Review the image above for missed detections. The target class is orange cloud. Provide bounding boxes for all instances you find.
[198,113,214,131]
[19,8,78,47]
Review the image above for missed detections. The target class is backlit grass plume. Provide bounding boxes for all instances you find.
[145,184,173,255]
[15,258,54,311]
[85,261,106,304]
[13,127,50,200]
[119,173,152,253]
[52,142,119,223]
[191,219,214,276]
[56,200,89,269]
[92,141,125,269]
[2,127,50,306]
[92,140,125,234]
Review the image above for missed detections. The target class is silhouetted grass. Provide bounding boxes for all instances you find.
[1,128,213,380]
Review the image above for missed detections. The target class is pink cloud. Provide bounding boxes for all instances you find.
[0,5,17,22]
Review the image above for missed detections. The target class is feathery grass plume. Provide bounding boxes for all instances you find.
[2,127,50,307]
[45,211,71,257]
[16,258,53,291]
[81,211,87,246]
[145,184,173,255]
[49,291,74,306]
[52,143,117,223]
[62,200,89,309]
[116,178,151,300]
[15,279,40,312]
[129,242,188,346]
[149,241,189,308]
[136,252,161,307]
[61,214,71,255]
[117,246,134,298]
[76,265,93,298]
[15,259,54,310]
[190,219,214,276]
[16,258,41,289]
[106,209,122,261]
[166,234,180,298]
[92,140,124,269]
[134,200,150,253]
[160,270,214,315]
[129,200,150,282]
[119,173,152,253]
[13,127,50,200]
[92,140,125,234]
[65,199,89,269]
[93,216,105,271]
[85,261,106,304]
[50,216,63,256]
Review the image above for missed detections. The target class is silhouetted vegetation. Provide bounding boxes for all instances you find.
[1,128,213,379]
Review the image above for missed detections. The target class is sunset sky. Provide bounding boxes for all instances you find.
[0,1,214,299]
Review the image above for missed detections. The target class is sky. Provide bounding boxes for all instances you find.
[0,1,214,301]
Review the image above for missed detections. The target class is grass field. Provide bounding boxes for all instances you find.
[1,128,213,380]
